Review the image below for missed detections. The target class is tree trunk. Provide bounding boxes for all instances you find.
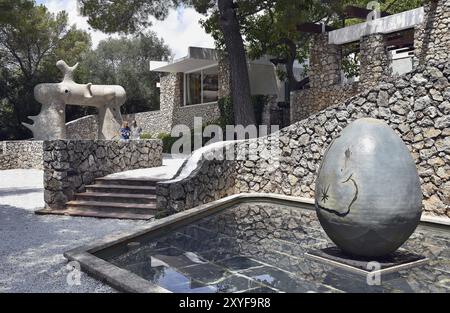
[280,38,308,91]
[218,0,256,127]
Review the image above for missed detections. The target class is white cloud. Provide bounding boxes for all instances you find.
[44,0,112,47]
[40,0,215,59]
[149,7,215,59]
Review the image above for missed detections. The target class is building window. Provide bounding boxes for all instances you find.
[184,66,218,106]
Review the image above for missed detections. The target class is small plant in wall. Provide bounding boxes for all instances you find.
[140,133,153,139]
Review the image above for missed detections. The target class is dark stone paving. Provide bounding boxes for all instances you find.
[104,203,450,293]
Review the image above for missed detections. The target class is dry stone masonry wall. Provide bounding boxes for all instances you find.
[414,0,450,68]
[291,84,360,123]
[158,0,450,219]
[174,103,221,129]
[359,33,391,85]
[160,62,449,218]
[237,62,450,218]
[44,139,162,210]
[157,153,237,215]
[291,23,393,122]
[309,33,342,89]
[66,115,99,140]
[0,141,43,170]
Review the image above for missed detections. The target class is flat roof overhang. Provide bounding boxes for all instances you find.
[150,46,219,73]
[328,7,424,45]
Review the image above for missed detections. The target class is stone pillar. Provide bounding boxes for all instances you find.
[359,33,390,87]
[218,56,232,99]
[309,33,342,89]
[159,72,183,132]
[414,0,450,68]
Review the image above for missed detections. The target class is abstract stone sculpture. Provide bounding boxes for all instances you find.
[315,118,422,258]
[23,60,126,140]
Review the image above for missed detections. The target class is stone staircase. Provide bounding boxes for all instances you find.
[64,177,159,220]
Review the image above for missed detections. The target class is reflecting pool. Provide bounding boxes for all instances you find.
[97,202,450,293]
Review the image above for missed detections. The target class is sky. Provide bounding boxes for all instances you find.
[35,0,215,59]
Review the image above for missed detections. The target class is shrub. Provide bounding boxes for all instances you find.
[157,132,180,153]
[218,96,234,127]
[140,132,153,139]
[218,95,268,127]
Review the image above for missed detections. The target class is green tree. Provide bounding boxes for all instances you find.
[80,32,171,115]
[75,0,424,127]
[203,0,329,91]
[211,0,423,92]
[0,0,34,25]
[0,0,92,140]
[78,0,258,127]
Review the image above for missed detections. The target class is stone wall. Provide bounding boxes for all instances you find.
[237,63,450,218]
[291,84,360,123]
[0,141,44,170]
[106,73,182,136]
[158,62,449,219]
[157,0,450,219]
[291,29,393,122]
[174,103,221,129]
[309,33,342,89]
[291,2,450,123]
[65,110,172,138]
[359,33,391,85]
[66,115,99,140]
[414,0,450,67]
[157,152,237,215]
[43,139,163,209]
[124,110,171,135]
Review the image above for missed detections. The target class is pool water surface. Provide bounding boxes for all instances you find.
[97,202,450,293]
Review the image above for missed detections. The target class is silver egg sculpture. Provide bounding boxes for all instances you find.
[315,118,422,258]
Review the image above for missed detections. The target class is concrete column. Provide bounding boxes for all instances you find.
[359,33,390,87]
[309,33,342,89]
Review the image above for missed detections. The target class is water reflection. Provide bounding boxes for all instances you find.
[104,202,450,293]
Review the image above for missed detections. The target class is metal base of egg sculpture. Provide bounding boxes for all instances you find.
[314,118,422,259]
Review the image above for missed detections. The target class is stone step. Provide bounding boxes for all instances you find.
[94,177,159,187]
[74,192,156,204]
[85,184,157,194]
[39,207,154,220]
[66,200,157,215]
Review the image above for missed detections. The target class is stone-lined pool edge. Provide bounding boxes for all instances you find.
[63,193,314,293]
[63,193,450,293]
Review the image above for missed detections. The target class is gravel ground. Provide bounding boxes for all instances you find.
[0,169,147,293]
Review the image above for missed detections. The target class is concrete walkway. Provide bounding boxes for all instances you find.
[105,154,186,180]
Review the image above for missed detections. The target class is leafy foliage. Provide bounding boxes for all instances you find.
[0,0,172,139]
[0,1,92,139]
[139,132,153,139]
[201,0,423,88]
[157,132,179,153]
[78,0,259,126]
[78,0,182,34]
[80,33,171,115]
